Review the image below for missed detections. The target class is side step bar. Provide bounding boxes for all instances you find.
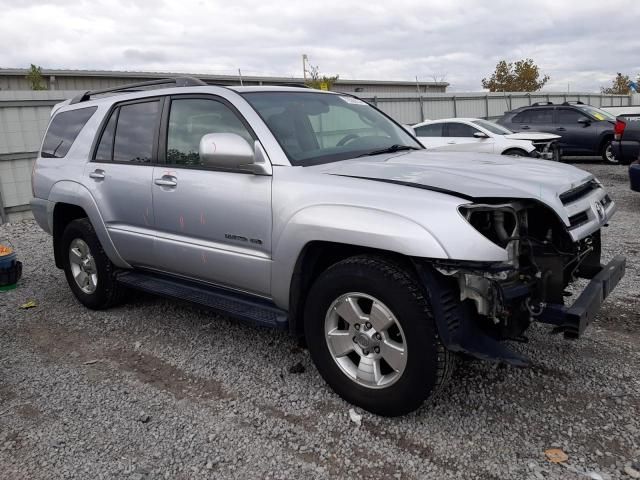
[116,271,288,329]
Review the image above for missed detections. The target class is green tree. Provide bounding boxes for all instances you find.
[482,58,549,92]
[601,73,631,94]
[25,64,46,90]
[305,63,339,90]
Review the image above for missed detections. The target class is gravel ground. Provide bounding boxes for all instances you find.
[0,161,638,480]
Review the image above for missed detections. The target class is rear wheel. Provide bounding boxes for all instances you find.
[601,139,618,164]
[304,255,454,416]
[61,218,125,309]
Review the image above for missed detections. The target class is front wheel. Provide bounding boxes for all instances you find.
[601,139,618,164]
[304,256,454,416]
[502,148,529,157]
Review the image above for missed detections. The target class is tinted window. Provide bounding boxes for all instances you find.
[414,123,443,137]
[94,111,117,161]
[166,99,254,166]
[512,111,531,123]
[556,108,589,124]
[446,122,479,137]
[113,101,160,163]
[41,107,97,158]
[528,108,554,124]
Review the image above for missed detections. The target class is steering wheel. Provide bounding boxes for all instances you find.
[336,133,360,146]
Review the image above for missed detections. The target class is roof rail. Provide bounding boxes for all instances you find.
[69,76,208,104]
[531,101,554,106]
[562,100,585,105]
[271,83,312,88]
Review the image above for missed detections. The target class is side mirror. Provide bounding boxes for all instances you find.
[199,133,271,175]
[473,131,489,139]
[578,118,591,126]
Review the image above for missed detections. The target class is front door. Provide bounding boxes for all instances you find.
[151,95,272,297]
[84,98,161,267]
[439,122,495,153]
[554,107,596,154]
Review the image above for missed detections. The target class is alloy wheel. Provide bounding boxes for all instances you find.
[324,292,407,389]
[68,238,98,294]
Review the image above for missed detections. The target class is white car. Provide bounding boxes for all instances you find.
[412,118,561,160]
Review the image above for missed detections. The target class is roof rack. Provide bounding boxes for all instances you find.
[70,76,208,104]
[562,101,585,105]
[531,101,554,106]
[270,83,312,88]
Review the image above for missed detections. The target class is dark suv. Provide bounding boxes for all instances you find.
[497,102,617,164]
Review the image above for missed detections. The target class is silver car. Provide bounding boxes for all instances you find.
[31,78,625,416]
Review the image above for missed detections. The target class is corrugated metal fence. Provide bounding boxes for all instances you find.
[353,91,634,124]
[0,89,637,223]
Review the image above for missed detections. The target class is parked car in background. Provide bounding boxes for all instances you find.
[612,116,640,191]
[412,118,560,160]
[497,102,617,164]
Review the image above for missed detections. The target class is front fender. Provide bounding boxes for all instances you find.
[47,180,130,269]
[271,205,449,308]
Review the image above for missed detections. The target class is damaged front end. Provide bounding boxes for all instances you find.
[416,200,625,367]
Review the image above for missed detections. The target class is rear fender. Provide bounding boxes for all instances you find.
[48,180,130,269]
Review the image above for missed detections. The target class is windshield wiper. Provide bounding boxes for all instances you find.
[357,144,421,157]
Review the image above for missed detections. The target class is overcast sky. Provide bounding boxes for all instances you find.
[1,0,638,92]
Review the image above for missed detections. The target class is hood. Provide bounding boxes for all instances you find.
[312,150,594,221]
[504,132,560,141]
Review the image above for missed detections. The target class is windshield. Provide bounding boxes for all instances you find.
[471,119,513,135]
[577,105,616,121]
[242,91,422,166]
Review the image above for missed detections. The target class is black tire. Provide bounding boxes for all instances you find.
[502,148,529,157]
[61,218,125,310]
[304,255,454,416]
[601,139,618,164]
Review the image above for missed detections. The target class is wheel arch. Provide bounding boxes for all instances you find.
[286,241,420,339]
[501,147,531,156]
[597,132,614,153]
[49,181,130,269]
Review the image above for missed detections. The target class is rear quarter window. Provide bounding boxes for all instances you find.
[41,106,97,158]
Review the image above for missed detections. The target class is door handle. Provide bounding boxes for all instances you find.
[446,141,457,144]
[89,170,105,180]
[521,126,530,130]
[154,178,177,187]
[556,127,566,132]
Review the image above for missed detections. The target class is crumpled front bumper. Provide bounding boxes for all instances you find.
[529,141,561,161]
[537,256,626,338]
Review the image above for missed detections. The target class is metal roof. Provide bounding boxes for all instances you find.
[0,68,449,88]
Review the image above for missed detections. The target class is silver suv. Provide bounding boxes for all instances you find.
[31,77,625,416]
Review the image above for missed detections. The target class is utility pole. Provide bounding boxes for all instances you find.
[238,68,244,86]
[302,54,308,81]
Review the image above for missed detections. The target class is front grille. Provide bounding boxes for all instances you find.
[568,210,589,229]
[560,180,599,205]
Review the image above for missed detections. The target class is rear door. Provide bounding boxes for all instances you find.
[84,98,161,267]
[150,95,272,296]
[554,107,597,153]
[439,122,495,153]
[511,108,555,134]
[413,123,447,149]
